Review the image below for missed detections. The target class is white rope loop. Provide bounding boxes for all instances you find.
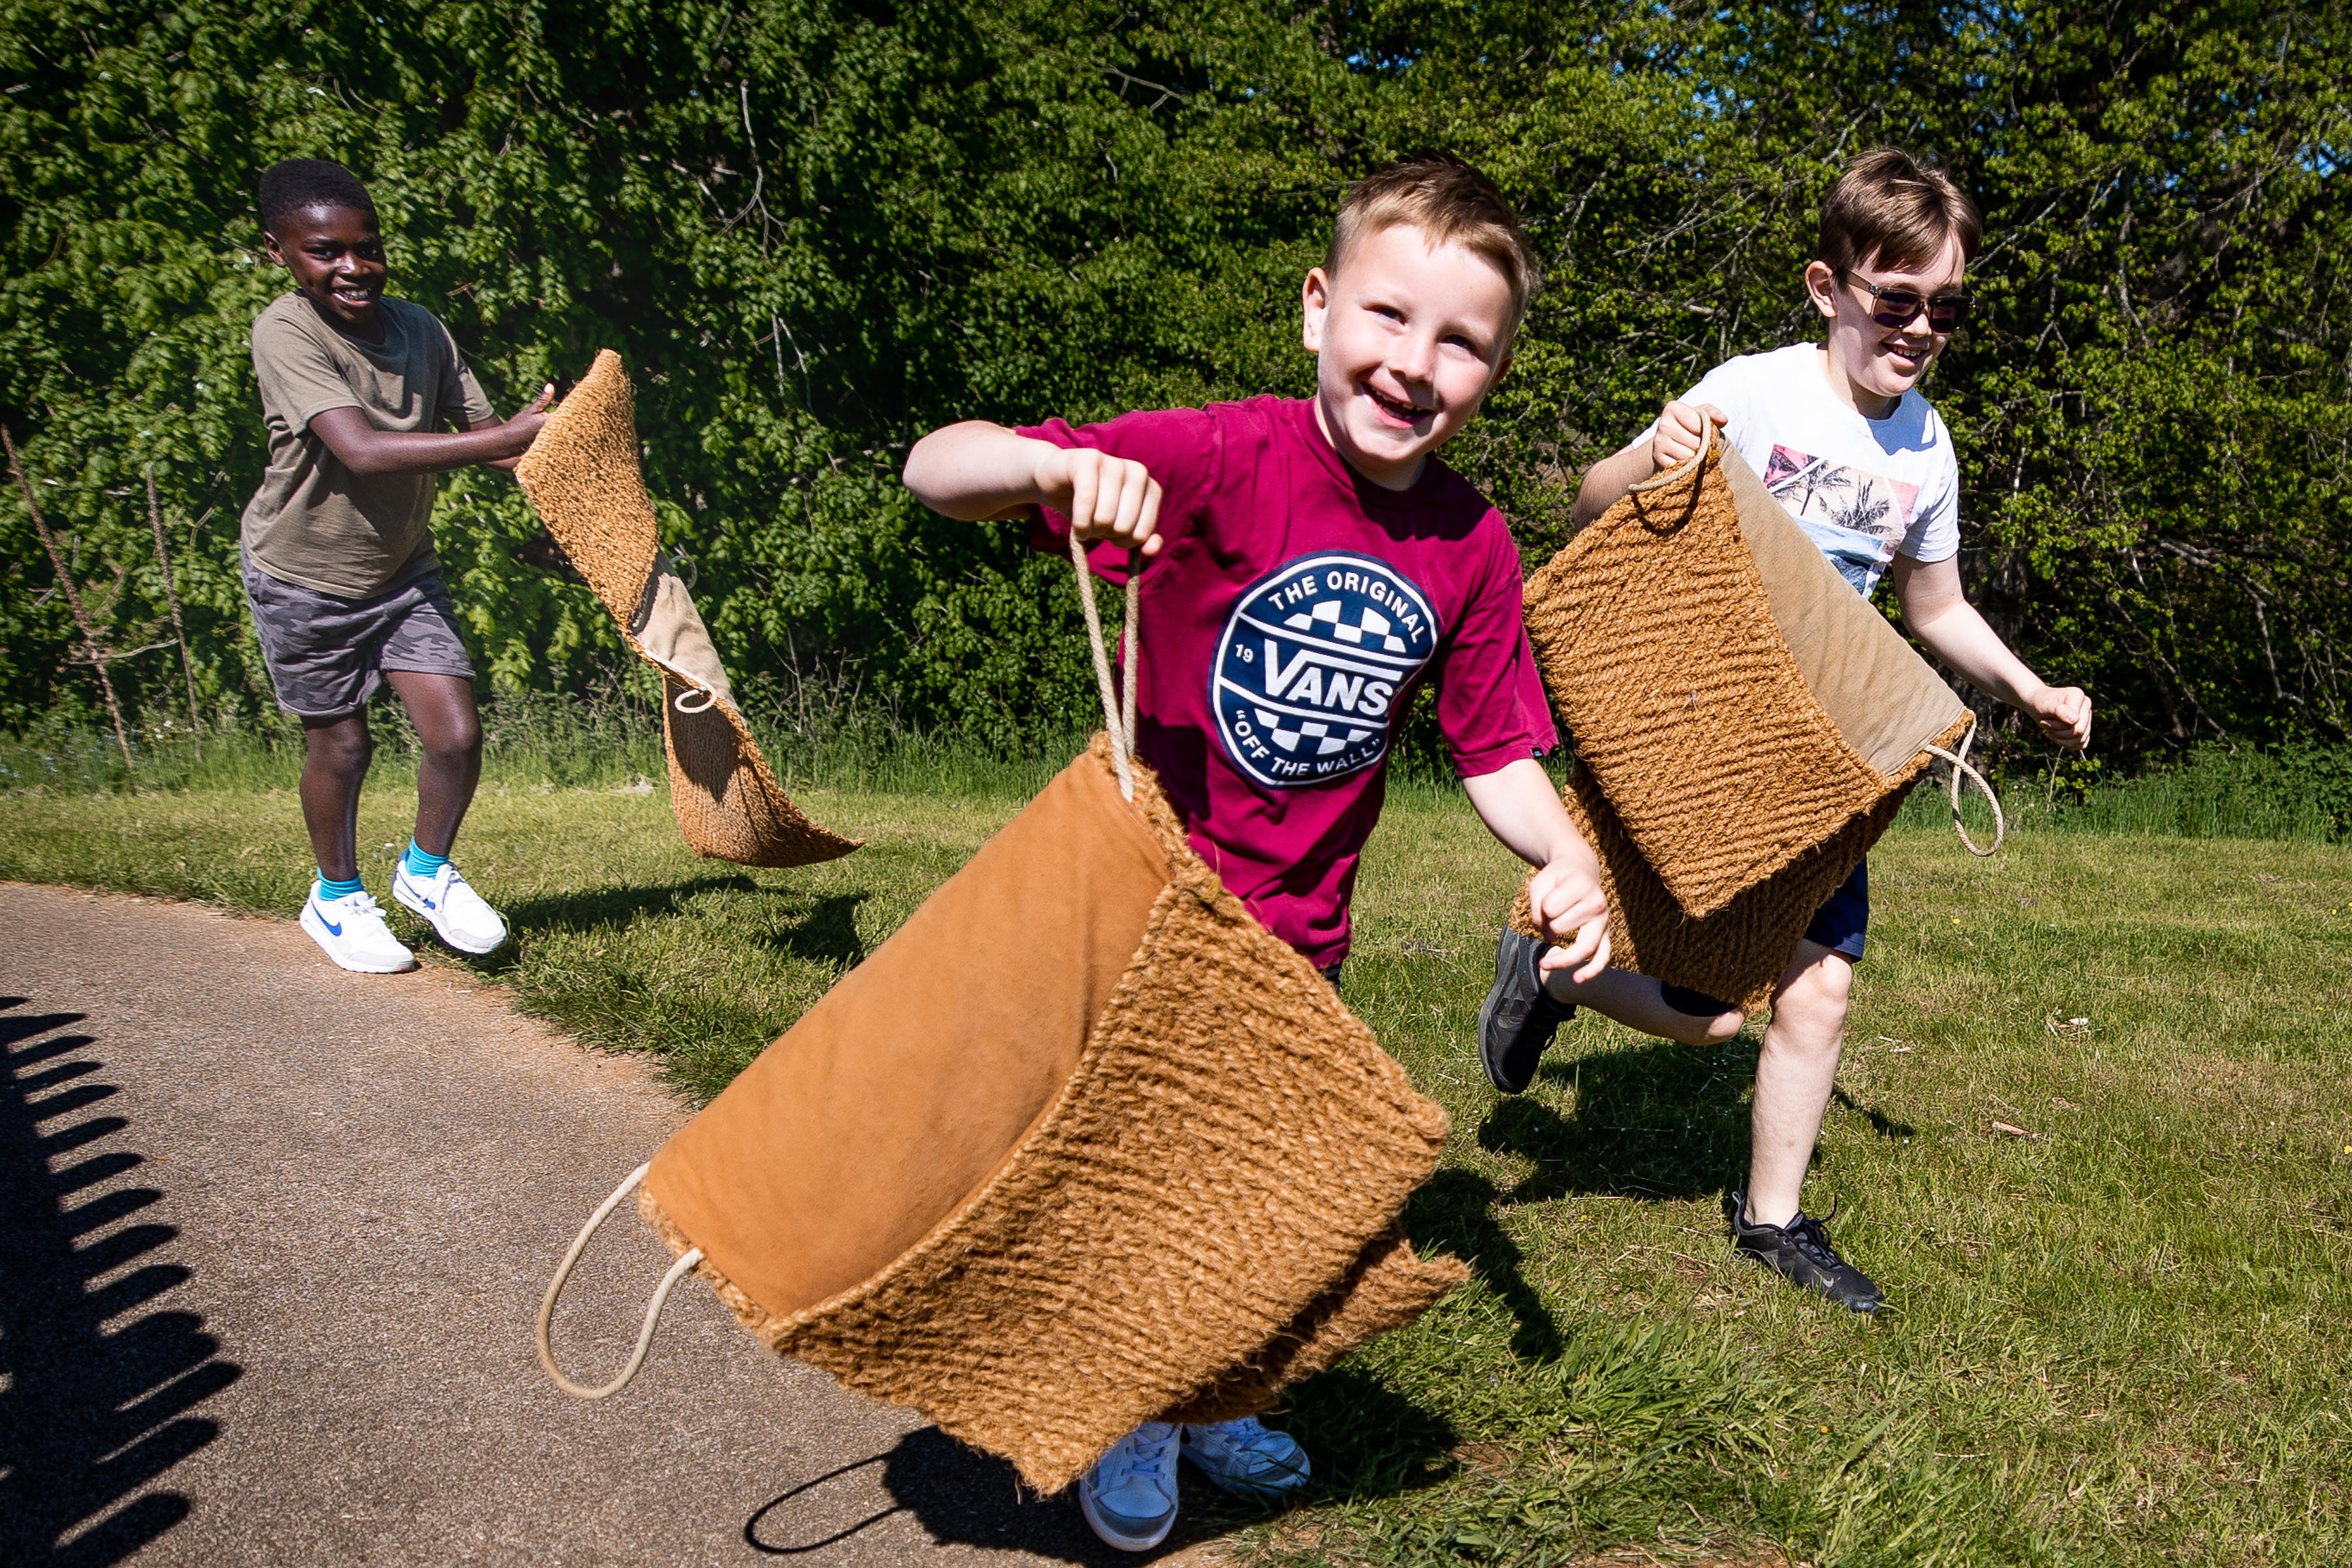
[1923,718,2006,857]
[1068,529,1139,801]
[671,685,718,715]
[536,1162,705,1401]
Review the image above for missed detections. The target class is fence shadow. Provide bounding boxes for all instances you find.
[0,995,240,1567]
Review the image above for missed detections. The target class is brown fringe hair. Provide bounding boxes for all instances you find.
[1819,148,1981,275]
[1326,152,1541,322]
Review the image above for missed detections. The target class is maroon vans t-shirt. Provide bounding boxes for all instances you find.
[1022,395,1556,969]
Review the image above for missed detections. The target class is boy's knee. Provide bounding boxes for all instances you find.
[305,720,372,772]
[427,715,482,762]
[1777,951,1855,1025]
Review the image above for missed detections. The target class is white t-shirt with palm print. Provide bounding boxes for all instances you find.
[1671,343,1961,596]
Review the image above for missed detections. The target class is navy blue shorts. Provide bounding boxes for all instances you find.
[1803,858,1869,962]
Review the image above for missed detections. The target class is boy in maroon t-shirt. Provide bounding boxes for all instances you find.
[904,154,1610,1554]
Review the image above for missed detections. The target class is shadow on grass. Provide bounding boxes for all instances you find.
[1490,1035,1759,1203]
[1418,1039,1921,1356]
[495,875,763,945]
[478,877,870,972]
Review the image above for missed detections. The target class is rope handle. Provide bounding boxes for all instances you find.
[672,685,717,715]
[1068,529,1139,801]
[536,1162,704,1400]
[1626,407,1718,497]
[1921,717,2006,857]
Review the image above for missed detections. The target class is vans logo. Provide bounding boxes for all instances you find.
[1210,553,1439,787]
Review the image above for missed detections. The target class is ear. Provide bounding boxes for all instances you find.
[1301,266,1331,353]
[261,228,287,267]
[1803,260,1840,321]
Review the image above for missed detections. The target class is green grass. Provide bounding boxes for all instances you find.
[4,765,2349,1564]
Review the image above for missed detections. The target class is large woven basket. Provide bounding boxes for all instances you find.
[515,351,858,869]
[542,736,1464,1493]
[1517,431,1975,1007]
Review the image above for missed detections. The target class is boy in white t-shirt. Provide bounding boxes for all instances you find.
[1478,150,2092,1313]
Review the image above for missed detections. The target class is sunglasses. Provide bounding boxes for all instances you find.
[1839,270,1973,333]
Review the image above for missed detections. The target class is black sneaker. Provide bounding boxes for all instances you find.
[1724,1190,1884,1313]
[1477,926,1576,1094]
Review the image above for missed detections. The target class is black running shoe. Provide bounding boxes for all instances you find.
[1478,926,1576,1094]
[1724,1190,1884,1313]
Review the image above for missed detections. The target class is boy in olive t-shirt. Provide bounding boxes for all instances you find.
[240,158,549,974]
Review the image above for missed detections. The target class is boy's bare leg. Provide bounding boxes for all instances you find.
[1744,940,1852,1226]
[299,711,374,881]
[384,670,482,857]
[1546,966,1745,1048]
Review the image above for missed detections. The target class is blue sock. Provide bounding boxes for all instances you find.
[402,840,449,878]
[316,871,365,901]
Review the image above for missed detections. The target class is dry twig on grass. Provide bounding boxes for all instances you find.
[146,463,201,735]
[5,425,135,772]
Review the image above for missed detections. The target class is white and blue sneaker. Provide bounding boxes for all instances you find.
[1078,1421,1179,1552]
[300,888,416,974]
[391,860,509,954]
[1181,1416,1311,1500]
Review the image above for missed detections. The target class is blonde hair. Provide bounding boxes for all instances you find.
[1325,154,1542,325]
[1819,148,1982,274]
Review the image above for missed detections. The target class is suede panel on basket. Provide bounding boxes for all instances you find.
[1523,442,1966,919]
[514,350,857,868]
[641,737,1463,1494]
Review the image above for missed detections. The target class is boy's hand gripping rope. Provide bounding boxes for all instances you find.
[1628,416,2004,858]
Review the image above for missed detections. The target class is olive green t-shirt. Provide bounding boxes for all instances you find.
[240,293,497,598]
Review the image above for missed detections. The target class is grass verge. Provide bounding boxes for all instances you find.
[3,769,2347,1564]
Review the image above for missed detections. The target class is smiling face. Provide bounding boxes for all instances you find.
[1805,233,1967,417]
[264,203,387,340]
[1301,223,1518,491]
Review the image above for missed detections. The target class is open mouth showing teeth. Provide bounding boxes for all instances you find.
[1364,384,1431,423]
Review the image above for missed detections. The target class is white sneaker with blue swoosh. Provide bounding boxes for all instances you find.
[392,861,509,954]
[300,888,416,973]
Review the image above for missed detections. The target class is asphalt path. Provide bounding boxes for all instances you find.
[0,883,1239,1567]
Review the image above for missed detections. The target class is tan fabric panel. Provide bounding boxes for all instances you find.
[644,751,1170,1320]
[640,742,1462,1493]
[1720,447,1968,778]
[629,557,733,706]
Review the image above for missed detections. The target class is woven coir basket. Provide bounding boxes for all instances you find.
[515,350,857,868]
[1516,428,1976,1008]
[542,734,1464,1493]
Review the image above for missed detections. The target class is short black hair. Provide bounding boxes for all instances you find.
[257,159,376,232]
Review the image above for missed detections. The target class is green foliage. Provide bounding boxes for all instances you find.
[5,1,2349,762]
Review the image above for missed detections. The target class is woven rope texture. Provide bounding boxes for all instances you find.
[1524,445,1900,918]
[644,737,1464,1494]
[515,351,857,868]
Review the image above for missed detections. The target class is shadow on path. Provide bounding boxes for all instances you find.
[745,1424,1301,1563]
[0,995,240,1566]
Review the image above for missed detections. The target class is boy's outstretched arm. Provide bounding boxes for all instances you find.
[1888,555,2093,749]
[310,384,553,478]
[1460,758,1612,983]
[904,420,1165,554]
